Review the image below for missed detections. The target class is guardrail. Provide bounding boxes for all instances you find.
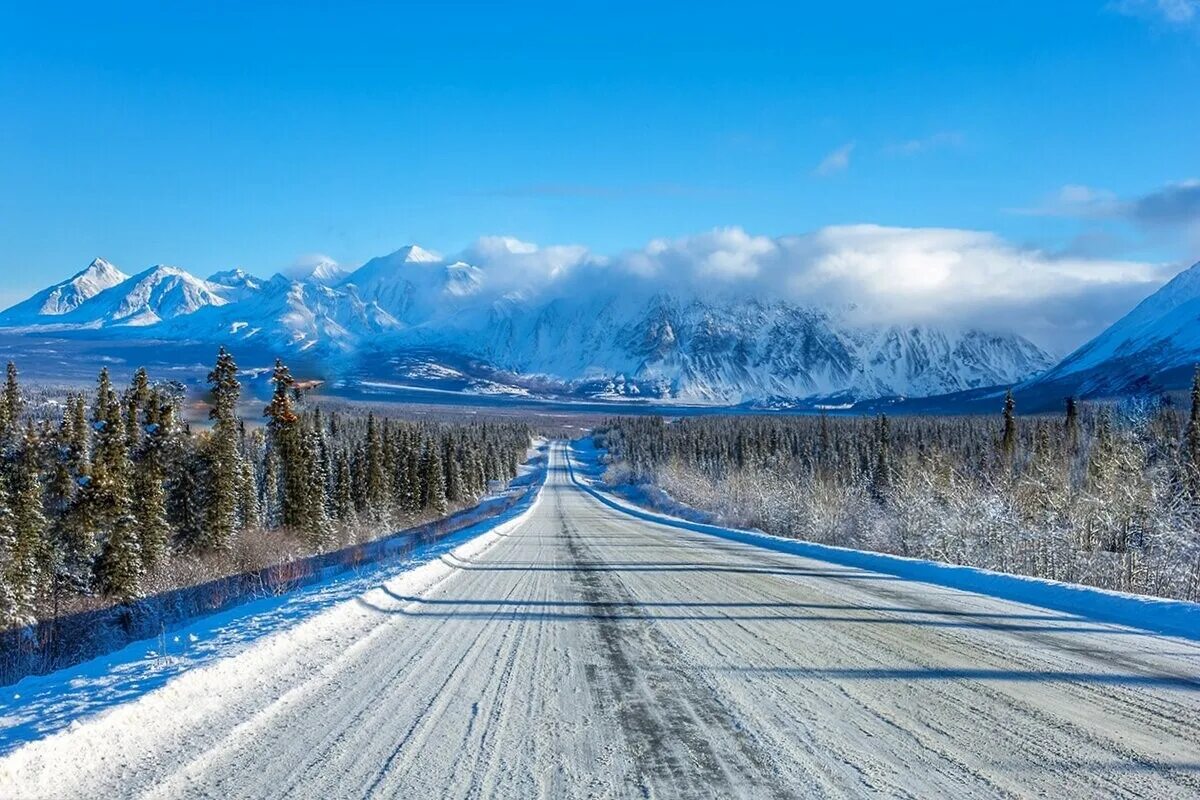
[1,482,539,687]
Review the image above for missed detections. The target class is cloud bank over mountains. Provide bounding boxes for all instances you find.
[447,225,1167,353]
[3,222,1188,404]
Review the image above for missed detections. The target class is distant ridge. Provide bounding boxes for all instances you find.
[1023,260,1200,399]
[0,246,1057,405]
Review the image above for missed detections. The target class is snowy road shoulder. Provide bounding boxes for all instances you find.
[0,486,544,793]
[3,441,1198,799]
[566,438,1200,643]
[0,471,545,764]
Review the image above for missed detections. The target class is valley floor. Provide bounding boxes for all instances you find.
[2,443,1199,798]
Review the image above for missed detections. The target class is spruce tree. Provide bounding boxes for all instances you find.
[871,413,891,499]
[1001,389,1018,468]
[237,455,261,531]
[66,392,90,474]
[125,367,151,449]
[1186,365,1200,500]
[58,391,96,589]
[46,410,83,597]
[86,368,122,534]
[1065,396,1080,454]
[0,487,20,625]
[96,510,143,601]
[299,421,333,545]
[0,361,21,443]
[202,347,241,550]
[403,447,421,513]
[1,425,48,623]
[381,422,398,514]
[264,359,307,530]
[132,397,172,570]
[350,449,368,516]
[334,449,355,526]
[171,449,205,549]
[445,440,464,504]
[89,368,142,599]
[364,413,386,520]
[261,438,281,529]
[424,442,448,516]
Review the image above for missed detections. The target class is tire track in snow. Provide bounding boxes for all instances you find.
[4,442,1199,799]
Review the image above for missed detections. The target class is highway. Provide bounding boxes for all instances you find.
[3,442,1199,798]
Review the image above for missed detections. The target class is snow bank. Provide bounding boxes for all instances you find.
[1,490,533,687]
[0,487,544,786]
[2,444,548,688]
[567,440,1200,642]
[0,468,545,758]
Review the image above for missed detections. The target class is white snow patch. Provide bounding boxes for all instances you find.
[0,488,544,794]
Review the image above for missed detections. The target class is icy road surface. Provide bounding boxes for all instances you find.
[3,442,1199,798]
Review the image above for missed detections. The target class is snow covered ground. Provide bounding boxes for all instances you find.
[571,439,1200,642]
[0,456,544,758]
[1,442,1198,798]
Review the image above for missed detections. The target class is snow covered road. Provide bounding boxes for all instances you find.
[3,441,1199,798]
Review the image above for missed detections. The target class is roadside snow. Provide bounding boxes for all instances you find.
[568,439,1200,642]
[0,466,544,757]
[0,487,543,795]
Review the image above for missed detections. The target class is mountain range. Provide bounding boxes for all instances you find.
[2,247,1196,406]
[1020,259,1200,400]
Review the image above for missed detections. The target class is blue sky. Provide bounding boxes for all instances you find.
[1,1,1198,345]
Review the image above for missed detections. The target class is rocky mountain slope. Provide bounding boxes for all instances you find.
[0,248,1057,404]
[1024,260,1200,398]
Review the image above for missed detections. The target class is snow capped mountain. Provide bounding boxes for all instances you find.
[0,246,1057,403]
[1027,260,1200,396]
[67,265,230,327]
[290,257,349,286]
[439,294,1054,404]
[0,258,128,322]
[210,274,400,352]
[208,268,261,290]
[337,245,490,324]
[0,262,227,328]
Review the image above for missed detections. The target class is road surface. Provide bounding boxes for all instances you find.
[3,442,1199,798]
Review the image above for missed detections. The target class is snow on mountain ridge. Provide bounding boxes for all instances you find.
[1028,259,1200,394]
[77,265,230,326]
[456,294,1054,403]
[291,257,349,286]
[208,268,261,288]
[0,249,1056,402]
[0,258,130,322]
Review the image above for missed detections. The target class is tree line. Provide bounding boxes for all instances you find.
[596,380,1200,602]
[0,350,530,627]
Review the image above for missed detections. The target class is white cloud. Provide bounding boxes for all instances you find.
[814,141,855,177]
[1130,179,1200,225]
[291,252,338,269]
[286,252,342,281]
[457,225,1170,351]
[462,235,591,287]
[1013,180,1200,239]
[1110,0,1200,24]
[1012,184,1123,218]
[883,131,966,157]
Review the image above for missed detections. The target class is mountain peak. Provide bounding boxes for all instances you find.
[84,256,121,274]
[208,267,255,284]
[75,257,127,286]
[289,256,348,286]
[208,268,263,295]
[0,257,131,320]
[1,251,1056,404]
[1030,257,1200,393]
[390,244,441,264]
